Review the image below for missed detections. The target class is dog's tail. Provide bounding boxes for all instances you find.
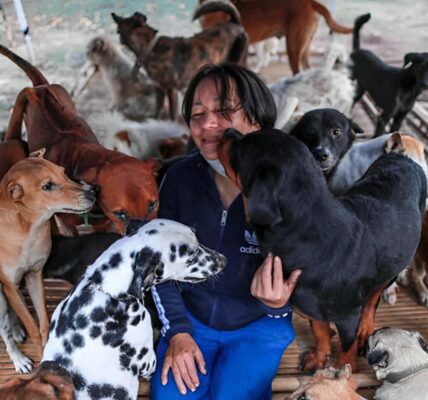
[0,44,49,86]
[353,13,371,51]
[192,0,241,25]
[311,0,353,34]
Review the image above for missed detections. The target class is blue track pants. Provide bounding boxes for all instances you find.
[150,311,295,400]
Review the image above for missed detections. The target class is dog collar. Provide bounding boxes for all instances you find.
[384,361,428,383]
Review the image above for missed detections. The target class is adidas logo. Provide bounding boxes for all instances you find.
[245,230,259,246]
[240,230,260,254]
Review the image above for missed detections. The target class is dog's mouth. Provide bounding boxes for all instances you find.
[62,204,94,214]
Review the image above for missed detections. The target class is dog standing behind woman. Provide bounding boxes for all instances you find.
[72,36,165,121]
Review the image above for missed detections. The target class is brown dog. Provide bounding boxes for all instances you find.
[112,0,248,119]
[198,0,353,74]
[0,361,74,400]
[0,43,160,234]
[0,151,95,373]
[0,139,28,178]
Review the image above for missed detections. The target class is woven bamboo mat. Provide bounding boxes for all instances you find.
[1,279,427,400]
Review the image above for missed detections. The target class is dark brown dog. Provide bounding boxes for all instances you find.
[0,44,160,234]
[112,0,247,119]
[0,361,74,400]
[198,0,354,74]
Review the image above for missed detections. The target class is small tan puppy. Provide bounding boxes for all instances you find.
[289,364,366,400]
[367,327,428,400]
[0,150,95,373]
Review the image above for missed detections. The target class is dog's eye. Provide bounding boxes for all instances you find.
[114,211,128,221]
[148,200,158,214]
[42,182,56,191]
[332,128,342,137]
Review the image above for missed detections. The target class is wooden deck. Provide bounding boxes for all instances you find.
[2,279,428,399]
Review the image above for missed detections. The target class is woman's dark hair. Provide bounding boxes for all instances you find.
[182,63,277,128]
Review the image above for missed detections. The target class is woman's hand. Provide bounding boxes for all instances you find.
[161,332,206,395]
[251,253,302,308]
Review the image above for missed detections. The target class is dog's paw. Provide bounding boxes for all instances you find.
[11,350,33,374]
[382,283,398,305]
[417,292,428,307]
[300,348,329,374]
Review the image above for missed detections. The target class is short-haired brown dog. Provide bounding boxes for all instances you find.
[112,0,248,119]
[0,150,95,373]
[0,361,74,400]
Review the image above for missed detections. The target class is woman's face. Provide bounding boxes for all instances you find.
[189,77,259,160]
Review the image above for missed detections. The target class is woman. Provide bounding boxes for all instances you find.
[150,63,301,400]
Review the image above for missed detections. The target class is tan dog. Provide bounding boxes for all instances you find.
[0,361,74,400]
[198,0,354,74]
[0,43,160,234]
[72,36,165,121]
[367,328,428,400]
[0,151,95,373]
[112,0,248,119]
[289,364,366,400]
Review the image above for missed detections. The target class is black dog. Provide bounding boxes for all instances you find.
[218,127,426,368]
[43,233,121,284]
[351,13,428,137]
[289,108,363,176]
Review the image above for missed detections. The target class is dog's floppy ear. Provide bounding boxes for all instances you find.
[7,181,24,201]
[384,132,405,154]
[128,248,162,296]
[29,148,46,158]
[348,119,364,136]
[413,330,428,353]
[247,165,282,227]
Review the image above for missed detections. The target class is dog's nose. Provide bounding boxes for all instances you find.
[313,146,330,162]
[85,185,99,202]
[125,219,149,236]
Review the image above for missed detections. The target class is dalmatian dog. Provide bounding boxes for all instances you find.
[42,219,227,400]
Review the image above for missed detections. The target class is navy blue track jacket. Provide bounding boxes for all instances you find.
[151,153,292,341]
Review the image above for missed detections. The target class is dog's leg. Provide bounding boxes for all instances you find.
[301,319,332,372]
[389,110,408,132]
[0,286,33,373]
[410,254,428,306]
[357,287,384,355]
[335,313,361,372]
[0,274,41,341]
[4,88,29,141]
[8,307,26,344]
[24,270,49,344]
[167,88,178,120]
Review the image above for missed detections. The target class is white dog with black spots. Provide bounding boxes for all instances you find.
[42,219,227,400]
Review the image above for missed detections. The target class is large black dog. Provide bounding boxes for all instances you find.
[218,128,426,369]
[351,14,428,137]
[289,108,363,177]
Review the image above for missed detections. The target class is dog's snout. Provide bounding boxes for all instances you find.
[313,146,330,162]
[125,219,149,236]
[85,185,99,202]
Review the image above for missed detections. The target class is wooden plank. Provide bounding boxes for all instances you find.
[2,280,428,399]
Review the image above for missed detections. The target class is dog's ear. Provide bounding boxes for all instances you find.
[414,331,428,353]
[29,148,46,158]
[132,12,147,23]
[128,248,162,296]
[247,166,282,227]
[348,119,364,136]
[111,12,123,25]
[384,132,405,154]
[403,52,423,68]
[7,181,24,201]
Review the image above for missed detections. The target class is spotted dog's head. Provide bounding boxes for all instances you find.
[85,219,227,298]
[367,327,428,381]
